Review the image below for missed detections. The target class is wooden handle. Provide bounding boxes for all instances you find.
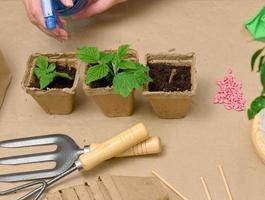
[79,123,149,171]
[89,136,162,157]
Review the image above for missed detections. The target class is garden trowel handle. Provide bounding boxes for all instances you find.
[79,123,149,171]
[89,136,162,157]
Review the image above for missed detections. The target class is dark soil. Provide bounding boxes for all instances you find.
[88,64,113,88]
[148,62,192,92]
[31,65,76,89]
[90,77,112,88]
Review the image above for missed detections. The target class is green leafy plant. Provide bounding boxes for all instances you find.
[248,47,265,119]
[34,56,73,89]
[76,44,152,97]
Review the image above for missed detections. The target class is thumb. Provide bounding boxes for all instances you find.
[60,0,74,7]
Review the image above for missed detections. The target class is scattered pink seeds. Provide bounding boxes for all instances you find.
[213,69,246,111]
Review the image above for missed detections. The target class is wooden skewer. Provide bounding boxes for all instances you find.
[218,165,233,200]
[152,170,189,200]
[200,177,212,200]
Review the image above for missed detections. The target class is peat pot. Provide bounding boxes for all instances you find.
[143,53,197,119]
[22,53,80,114]
[83,49,138,117]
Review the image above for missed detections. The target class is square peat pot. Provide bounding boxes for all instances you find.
[83,49,138,117]
[143,53,197,119]
[22,53,80,114]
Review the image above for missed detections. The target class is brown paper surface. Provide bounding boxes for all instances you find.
[99,174,169,200]
[0,50,11,108]
[0,1,264,200]
[44,175,169,200]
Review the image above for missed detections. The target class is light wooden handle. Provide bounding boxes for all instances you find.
[89,136,162,157]
[79,123,149,171]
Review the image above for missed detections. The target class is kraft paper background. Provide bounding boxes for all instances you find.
[0,0,265,199]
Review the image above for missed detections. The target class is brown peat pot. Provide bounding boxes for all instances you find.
[83,49,138,117]
[22,53,80,114]
[143,53,197,119]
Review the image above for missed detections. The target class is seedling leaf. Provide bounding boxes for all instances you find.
[117,44,129,60]
[100,52,113,63]
[34,68,45,80]
[36,56,48,69]
[76,47,100,64]
[118,60,136,70]
[135,63,149,72]
[39,73,56,89]
[133,71,153,88]
[112,44,130,66]
[34,56,73,89]
[86,64,109,84]
[56,72,73,80]
[113,72,135,97]
[47,63,56,72]
[76,44,152,97]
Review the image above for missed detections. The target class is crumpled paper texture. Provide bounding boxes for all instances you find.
[246,6,265,41]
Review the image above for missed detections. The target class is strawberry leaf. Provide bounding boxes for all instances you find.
[118,60,136,70]
[117,44,129,60]
[113,72,136,97]
[100,52,113,64]
[76,47,100,64]
[86,64,109,84]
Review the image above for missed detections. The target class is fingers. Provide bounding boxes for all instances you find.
[23,0,69,42]
[58,17,68,27]
[72,0,126,19]
[60,0,74,7]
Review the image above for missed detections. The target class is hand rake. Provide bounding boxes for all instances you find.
[0,123,159,200]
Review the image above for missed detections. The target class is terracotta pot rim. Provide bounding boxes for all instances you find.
[22,52,81,95]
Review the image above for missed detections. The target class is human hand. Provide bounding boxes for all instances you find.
[72,0,126,19]
[23,0,73,42]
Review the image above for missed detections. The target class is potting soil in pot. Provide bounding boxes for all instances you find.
[148,63,192,92]
[90,77,112,88]
[31,65,76,89]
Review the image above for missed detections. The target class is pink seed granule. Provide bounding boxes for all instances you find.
[213,69,246,111]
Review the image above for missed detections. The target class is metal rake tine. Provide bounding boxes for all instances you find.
[0,134,64,148]
[19,181,47,200]
[0,180,45,196]
[0,152,58,165]
[0,169,61,183]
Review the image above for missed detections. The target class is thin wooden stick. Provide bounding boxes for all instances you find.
[152,170,189,200]
[218,165,233,200]
[168,69,177,84]
[200,177,212,200]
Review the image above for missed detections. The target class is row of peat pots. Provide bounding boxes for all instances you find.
[22,47,197,119]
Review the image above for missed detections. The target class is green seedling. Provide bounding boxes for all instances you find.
[248,47,265,119]
[34,56,73,89]
[76,44,152,97]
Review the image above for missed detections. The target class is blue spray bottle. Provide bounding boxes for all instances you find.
[41,0,89,30]
[41,0,57,30]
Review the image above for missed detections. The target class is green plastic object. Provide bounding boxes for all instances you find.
[245,6,265,41]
